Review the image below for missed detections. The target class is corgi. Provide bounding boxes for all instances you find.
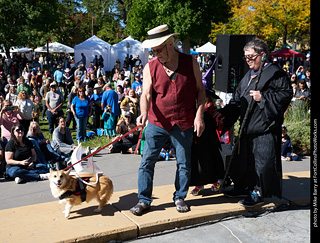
[49,169,113,218]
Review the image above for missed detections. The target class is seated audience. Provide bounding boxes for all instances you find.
[27,121,68,165]
[5,124,49,184]
[0,100,24,144]
[108,112,140,154]
[51,117,77,157]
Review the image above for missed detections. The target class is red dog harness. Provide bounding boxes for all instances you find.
[59,177,91,202]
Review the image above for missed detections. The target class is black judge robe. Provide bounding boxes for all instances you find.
[220,64,292,198]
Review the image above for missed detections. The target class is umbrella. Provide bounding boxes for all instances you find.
[269,47,305,58]
[35,42,74,53]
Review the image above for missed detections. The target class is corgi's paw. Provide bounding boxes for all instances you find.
[65,211,70,218]
[59,199,67,205]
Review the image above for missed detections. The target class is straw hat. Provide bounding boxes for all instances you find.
[93,83,101,89]
[50,81,58,87]
[142,24,179,49]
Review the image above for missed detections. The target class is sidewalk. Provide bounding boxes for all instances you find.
[0,169,310,243]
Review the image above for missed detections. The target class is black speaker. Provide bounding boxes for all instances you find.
[215,34,255,93]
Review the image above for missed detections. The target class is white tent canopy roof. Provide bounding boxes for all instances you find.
[10,46,32,53]
[110,36,148,70]
[35,42,74,53]
[74,35,112,70]
[196,42,216,53]
[75,35,111,49]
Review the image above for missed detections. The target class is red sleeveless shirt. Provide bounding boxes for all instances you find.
[148,52,197,131]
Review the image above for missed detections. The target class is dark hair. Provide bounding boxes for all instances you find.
[298,79,306,85]
[77,88,86,97]
[10,123,27,146]
[243,39,269,57]
[58,116,65,123]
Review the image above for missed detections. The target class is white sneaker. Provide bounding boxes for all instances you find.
[39,173,50,180]
[91,146,101,154]
[86,146,91,156]
[15,177,23,184]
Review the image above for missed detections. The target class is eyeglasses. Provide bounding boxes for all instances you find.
[152,44,167,54]
[14,129,24,133]
[242,54,260,61]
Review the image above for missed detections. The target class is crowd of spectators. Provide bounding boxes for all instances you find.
[0,52,146,183]
[0,49,311,183]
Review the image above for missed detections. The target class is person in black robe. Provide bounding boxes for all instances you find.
[219,39,292,207]
[190,89,225,194]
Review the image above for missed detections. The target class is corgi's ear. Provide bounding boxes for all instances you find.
[65,168,72,175]
[49,169,53,174]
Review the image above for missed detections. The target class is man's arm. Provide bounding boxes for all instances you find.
[192,58,205,137]
[136,63,152,127]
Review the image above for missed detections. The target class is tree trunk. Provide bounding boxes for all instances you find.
[282,23,287,45]
[182,37,190,54]
[5,47,10,59]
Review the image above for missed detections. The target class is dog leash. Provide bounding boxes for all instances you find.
[63,125,143,171]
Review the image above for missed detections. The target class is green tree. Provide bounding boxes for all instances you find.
[126,0,230,52]
[0,0,59,57]
[210,0,310,49]
[79,0,125,44]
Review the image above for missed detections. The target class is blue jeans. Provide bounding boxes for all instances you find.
[6,164,49,182]
[74,116,88,142]
[29,138,66,163]
[47,110,63,134]
[138,123,193,206]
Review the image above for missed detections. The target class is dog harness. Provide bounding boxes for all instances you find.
[59,177,91,202]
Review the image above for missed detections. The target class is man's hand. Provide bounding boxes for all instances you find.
[136,112,148,127]
[194,116,205,137]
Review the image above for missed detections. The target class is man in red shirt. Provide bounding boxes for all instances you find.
[130,25,205,215]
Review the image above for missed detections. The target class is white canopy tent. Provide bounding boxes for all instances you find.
[111,36,148,71]
[35,42,74,53]
[10,46,32,53]
[74,35,111,71]
[196,42,216,53]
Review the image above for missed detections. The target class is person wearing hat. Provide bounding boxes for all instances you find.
[131,74,142,94]
[129,24,205,215]
[45,81,64,134]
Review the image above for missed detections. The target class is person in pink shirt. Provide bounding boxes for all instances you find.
[0,100,25,143]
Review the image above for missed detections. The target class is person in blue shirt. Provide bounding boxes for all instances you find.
[101,105,116,138]
[101,83,120,118]
[131,74,143,94]
[53,65,64,94]
[296,66,306,80]
[71,88,92,143]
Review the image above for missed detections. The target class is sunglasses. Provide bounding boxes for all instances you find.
[14,129,24,133]
[242,53,260,61]
[152,44,167,54]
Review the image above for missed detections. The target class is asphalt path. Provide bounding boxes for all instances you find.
[0,149,310,211]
